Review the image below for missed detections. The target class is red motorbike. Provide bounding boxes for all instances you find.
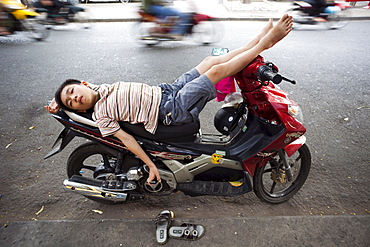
[45,54,311,205]
[133,9,222,46]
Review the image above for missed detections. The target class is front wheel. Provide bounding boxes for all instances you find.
[253,144,311,204]
[325,10,350,29]
[28,22,50,41]
[71,10,92,29]
[131,21,161,46]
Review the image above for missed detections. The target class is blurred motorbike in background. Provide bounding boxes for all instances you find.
[32,0,91,28]
[133,0,223,46]
[288,0,351,29]
[0,0,49,40]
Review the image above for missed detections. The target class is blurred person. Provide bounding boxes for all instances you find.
[302,0,329,22]
[141,0,192,39]
[34,0,83,23]
[34,0,65,16]
[0,5,10,35]
[45,15,294,184]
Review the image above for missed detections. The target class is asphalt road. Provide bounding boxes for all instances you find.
[0,20,369,245]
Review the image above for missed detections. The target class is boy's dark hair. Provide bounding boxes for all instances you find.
[54,79,82,112]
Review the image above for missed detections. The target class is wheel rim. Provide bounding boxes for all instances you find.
[325,12,349,29]
[260,150,303,198]
[28,22,49,40]
[133,22,161,46]
[73,12,91,29]
[192,20,221,45]
[69,151,116,179]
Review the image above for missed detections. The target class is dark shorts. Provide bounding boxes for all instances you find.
[158,68,216,125]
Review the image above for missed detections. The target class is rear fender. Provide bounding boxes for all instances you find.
[335,3,351,10]
[284,135,306,157]
[44,127,76,159]
[12,9,39,20]
[193,13,213,24]
[293,1,312,8]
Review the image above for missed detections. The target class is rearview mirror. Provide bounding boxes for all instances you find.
[211,48,229,56]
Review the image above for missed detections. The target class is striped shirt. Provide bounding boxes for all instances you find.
[91,82,162,137]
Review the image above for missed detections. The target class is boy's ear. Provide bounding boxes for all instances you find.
[81,81,90,87]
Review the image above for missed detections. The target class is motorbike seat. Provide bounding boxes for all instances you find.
[138,9,158,22]
[64,110,199,143]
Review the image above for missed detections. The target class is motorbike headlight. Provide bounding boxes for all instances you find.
[288,105,304,123]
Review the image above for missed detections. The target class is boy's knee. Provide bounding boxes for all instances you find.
[203,56,222,69]
[206,64,225,83]
[202,56,215,64]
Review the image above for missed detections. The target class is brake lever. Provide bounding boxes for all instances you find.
[281,76,296,84]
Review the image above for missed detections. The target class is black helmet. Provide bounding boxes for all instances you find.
[214,106,239,135]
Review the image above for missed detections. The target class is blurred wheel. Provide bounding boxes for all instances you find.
[325,10,349,29]
[192,19,222,45]
[27,20,50,41]
[72,10,92,29]
[132,21,161,46]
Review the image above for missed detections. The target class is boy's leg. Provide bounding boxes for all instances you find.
[195,18,273,75]
[205,14,293,85]
[160,74,216,125]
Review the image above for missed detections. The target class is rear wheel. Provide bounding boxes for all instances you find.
[191,20,222,45]
[253,144,311,204]
[67,142,121,204]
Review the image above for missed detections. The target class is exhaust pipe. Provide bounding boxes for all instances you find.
[63,176,137,202]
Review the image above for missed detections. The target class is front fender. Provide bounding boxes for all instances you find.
[284,135,306,157]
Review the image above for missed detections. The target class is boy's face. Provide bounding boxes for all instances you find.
[60,83,98,111]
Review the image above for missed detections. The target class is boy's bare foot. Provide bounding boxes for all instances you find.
[246,18,274,49]
[258,18,274,40]
[259,14,293,49]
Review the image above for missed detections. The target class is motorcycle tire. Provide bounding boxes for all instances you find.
[131,21,161,46]
[324,11,349,29]
[71,11,92,29]
[67,142,123,204]
[28,21,50,41]
[253,144,311,204]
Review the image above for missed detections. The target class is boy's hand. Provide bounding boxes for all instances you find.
[146,165,161,185]
[44,98,60,114]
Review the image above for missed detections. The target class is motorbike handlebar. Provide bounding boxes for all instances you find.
[258,65,282,84]
[258,65,296,85]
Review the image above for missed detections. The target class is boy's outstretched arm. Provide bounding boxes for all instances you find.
[114,129,161,183]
